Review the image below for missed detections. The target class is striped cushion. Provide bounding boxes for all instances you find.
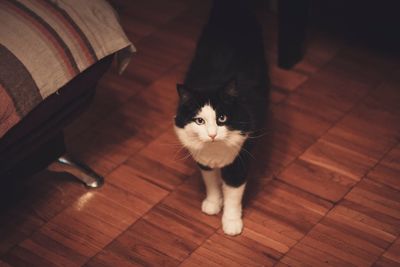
[0,0,134,138]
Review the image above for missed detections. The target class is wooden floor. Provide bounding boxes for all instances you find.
[1,0,400,266]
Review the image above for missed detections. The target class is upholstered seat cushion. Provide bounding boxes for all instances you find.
[0,0,134,138]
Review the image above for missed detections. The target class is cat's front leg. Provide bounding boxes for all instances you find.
[200,168,223,215]
[222,182,246,236]
[221,156,248,236]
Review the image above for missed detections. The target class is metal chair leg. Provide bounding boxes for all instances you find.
[48,155,104,188]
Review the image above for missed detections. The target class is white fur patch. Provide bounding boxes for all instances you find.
[199,105,218,138]
[174,104,247,168]
[222,182,246,236]
[201,169,223,215]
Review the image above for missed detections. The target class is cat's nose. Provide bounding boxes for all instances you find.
[208,133,217,141]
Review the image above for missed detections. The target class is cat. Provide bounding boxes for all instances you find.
[174,0,269,236]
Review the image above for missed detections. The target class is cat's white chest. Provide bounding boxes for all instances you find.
[189,142,240,169]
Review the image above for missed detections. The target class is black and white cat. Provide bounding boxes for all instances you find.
[174,0,269,236]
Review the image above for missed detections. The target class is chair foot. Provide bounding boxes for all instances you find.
[48,155,104,188]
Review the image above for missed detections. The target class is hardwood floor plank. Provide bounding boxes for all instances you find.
[373,257,400,267]
[236,218,297,257]
[278,159,356,202]
[299,234,375,266]
[13,238,77,267]
[184,233,276,267]
[345,179,400,219]
[180,250,225,267]
[137,128,197,176]
[330,94,400,151]
[2,245,57,267]
[367,78,400,115]
[368,144,400,191]
[104,164,169,207]
[181,246,242,267]
[296,60,372,114]
[264,118,315,173]
[143,203,215,246]
[125,155,190,191]
[322,123,396,163]
[280,242,352,267]
[270,88,288,104]
[160,177,222,230]
[23,230,87,265]
[269,65,308,92]
[285,90,345,123]
[320,216,392,250]
[25,200,133,263]
[311,223,385,257]
[122,7,203,88]
[246,180,332,243]
[0,173,85,255]
[273,103,332,139]
[3,166,168,266]
[323,46,397,87]
[332,200,400,238]
[282,146,400,266]
[103,219,190,265]
[85,249,142,267]
[378,237,400,265]
[300,139,376,180]
[293,30,344,74]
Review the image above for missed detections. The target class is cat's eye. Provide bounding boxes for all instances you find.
[194,117,205,125]
[218,115,227,123]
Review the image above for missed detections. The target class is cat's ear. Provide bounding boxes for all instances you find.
[177,84,192,103]
[223,79,239,98]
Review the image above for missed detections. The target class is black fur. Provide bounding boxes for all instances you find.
[197,163,213,171]
[175,0,269,187]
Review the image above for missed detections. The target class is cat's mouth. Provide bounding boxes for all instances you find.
[203,137,226,144]
[206,139,219,143]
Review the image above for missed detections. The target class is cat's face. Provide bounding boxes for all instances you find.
[174,83,249,151]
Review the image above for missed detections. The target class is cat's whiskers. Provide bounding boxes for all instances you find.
[170,142,187,160]
[173,144,187,156]
[246,130,271,140]
[235,149,247,170]
[173,149,193,162]
[160,142,186,147]
[230,143,256,160]
[241,147,256,160]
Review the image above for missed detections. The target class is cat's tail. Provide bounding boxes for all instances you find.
[211,0,246,12]
[209,0,257,28]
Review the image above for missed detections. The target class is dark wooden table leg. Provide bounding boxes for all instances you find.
[278,0,310,69]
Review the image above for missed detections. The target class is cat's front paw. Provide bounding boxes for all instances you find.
[222,217,243,236]
[201,198,222,215]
